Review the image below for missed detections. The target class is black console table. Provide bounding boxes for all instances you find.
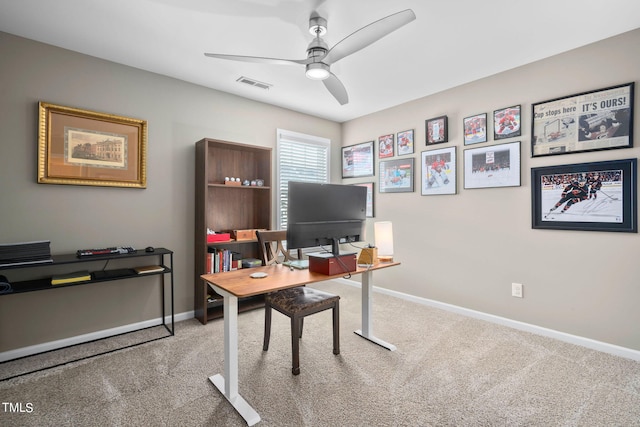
[0,248,174,380]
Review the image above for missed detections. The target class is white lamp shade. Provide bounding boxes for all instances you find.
[374,221,394,260]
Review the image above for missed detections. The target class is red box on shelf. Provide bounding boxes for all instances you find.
[207,233,231,243]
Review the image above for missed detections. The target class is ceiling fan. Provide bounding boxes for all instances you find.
[204,9,416,105]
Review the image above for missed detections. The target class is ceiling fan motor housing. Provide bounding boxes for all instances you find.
[306,37,328,61]
[308,16,327,36]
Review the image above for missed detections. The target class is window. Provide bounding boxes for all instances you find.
[277,129,330,230]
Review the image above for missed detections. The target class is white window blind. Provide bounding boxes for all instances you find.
[277,129,330,230]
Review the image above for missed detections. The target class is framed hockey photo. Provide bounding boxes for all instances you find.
[426,115,448,145]
[531,82,634,157]
[531,158,637,232]
[378,133,394,158]
[464,141,521,189]
[493,105,521,140]
[342,140,374,178]
[421,147,456,196]
[379,158,414,193]
[396,129,414,155]
[463,113,488,145]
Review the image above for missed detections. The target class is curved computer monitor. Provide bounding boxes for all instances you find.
[287,181,367,256]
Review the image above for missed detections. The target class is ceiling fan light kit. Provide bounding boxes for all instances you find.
[204,9,416,105]
[305,63,330,80]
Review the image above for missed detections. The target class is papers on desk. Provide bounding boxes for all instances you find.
[282,260,309,270]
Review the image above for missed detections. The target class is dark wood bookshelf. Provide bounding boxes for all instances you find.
[194,139,272,324]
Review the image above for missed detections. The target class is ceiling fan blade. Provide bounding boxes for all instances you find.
[323,73,349,105]
[323,9,416,65]
[204,52,311,66]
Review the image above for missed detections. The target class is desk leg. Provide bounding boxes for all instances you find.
[354,269,397,351]
[208,287,261,426]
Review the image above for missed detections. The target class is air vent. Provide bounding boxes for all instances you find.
[236,76,272,90]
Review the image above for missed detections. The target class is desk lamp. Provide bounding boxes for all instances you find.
[374,221,394,263]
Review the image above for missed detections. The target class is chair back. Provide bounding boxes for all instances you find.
[256,230,303,266]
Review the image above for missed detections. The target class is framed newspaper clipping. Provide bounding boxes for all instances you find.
[531,82,634,157]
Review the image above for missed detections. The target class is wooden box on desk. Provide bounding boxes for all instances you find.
[308,253,357,275]
[357,247,378,265]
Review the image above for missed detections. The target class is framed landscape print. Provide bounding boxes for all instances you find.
[396,129,414,155]
[463,113,488,145]
[378,134,394,158]
[426,115,448,145]
[464,141,521,189]
[342,141,374,178]
[379,158,414,193]
[37,102,147,188]
[493,105,521,140]
[421,147,456,196]
[531,82,634,157]
[531,158,637,232]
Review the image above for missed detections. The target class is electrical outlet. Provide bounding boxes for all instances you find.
[512,283,523,298]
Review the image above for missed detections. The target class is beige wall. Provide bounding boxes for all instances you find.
[1,27,639,354]
[0,32,341,352]
[342,29,640,351]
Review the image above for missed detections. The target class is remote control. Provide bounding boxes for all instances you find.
[77,246,136,257]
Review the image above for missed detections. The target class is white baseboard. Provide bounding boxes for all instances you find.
[333,278,640,362]
[0,311,193,363]
[5,283,639,363]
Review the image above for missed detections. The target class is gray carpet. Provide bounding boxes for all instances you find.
[1,281,639,426]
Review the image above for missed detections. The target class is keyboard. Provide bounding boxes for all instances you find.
[77,246,135,257]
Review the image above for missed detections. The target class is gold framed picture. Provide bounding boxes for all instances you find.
[37,102,147,188]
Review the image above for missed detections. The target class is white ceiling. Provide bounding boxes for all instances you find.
[1,0,639,123]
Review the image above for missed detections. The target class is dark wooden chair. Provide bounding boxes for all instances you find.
[255,230,340,375]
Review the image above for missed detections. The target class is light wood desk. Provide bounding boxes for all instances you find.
[201,261,400,426]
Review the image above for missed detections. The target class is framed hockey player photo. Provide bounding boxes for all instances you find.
[378,134,394,158]
[426,115,448,145]
[421,147,456,196]
[531,158,637,232]
[531,82,634,157]
[463,113,488,145]
[493,105,521,140]
[396,129,414,156]
[379,158,414,193]
[463,141,521,189]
